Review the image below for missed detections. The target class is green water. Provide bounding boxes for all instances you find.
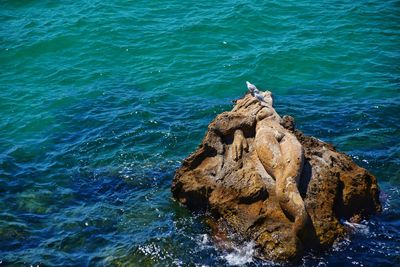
[1,1,399,266]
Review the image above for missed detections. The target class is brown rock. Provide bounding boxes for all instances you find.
[171,89,381,261]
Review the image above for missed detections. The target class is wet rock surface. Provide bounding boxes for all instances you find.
[171,91,381,261]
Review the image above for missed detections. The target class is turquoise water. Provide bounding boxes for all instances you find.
[1,0,399,266]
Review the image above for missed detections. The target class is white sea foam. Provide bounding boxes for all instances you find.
[222,241,255,266]
[341,220,370,235]
[200,234,209,244]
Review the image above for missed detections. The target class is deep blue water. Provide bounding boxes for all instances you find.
[0,0,399,266]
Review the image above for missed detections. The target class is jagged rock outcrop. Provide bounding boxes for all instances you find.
[171,89,381,261]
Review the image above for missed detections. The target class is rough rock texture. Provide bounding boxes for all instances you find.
[171,91,381,261]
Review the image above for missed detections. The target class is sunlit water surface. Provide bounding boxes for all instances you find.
[0,1,399,266]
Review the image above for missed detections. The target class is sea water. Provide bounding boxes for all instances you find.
[0,1,399,266]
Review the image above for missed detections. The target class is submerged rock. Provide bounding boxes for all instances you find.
[171,87,381,261]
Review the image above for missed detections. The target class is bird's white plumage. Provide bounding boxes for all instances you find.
[246,81,259,95]
[246,81,269,107]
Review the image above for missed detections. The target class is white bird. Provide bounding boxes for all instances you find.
[246,81,268,107]
[246,81,258,95]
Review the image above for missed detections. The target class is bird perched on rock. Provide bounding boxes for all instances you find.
[246,81,269,107]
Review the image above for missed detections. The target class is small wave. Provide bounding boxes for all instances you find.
[222,241,256,266]
[340,219,370,235]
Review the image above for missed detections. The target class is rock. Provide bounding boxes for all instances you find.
[171,89,381,261]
